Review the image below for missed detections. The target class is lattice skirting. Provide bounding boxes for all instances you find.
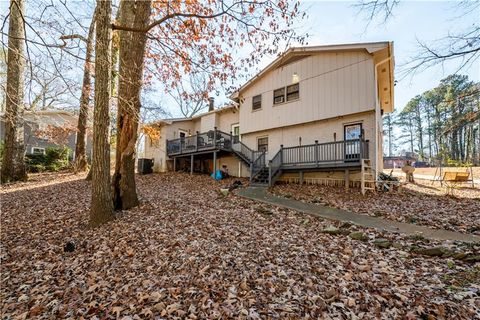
[278,177,362,188]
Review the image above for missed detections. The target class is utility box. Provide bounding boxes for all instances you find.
[137,158,154,174]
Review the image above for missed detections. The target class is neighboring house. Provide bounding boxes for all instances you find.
[384,155,416,169]
[144,41,394,189]
[0,110,92,159]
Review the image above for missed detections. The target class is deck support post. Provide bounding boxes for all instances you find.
[359,132,364,161]
[345,169,350,191]
[190,154,194,175]
[268,160,272,187]
[196,131,199,152]
[280,145,284,165]
[213,151,217,175]
[213,127,217,148]
[299,171,304,185]
[173,157,176,172]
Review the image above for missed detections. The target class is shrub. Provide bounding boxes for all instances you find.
[26,146,71,172]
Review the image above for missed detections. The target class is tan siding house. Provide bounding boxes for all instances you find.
[143,41,394,189]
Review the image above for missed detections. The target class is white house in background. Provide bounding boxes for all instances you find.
[143,41,394,190]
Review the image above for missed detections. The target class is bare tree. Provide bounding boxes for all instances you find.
[72,7,97,173]
[90,0,114,227]
[1,0,27,183]
[357,0,480,76]
[111,0,152,210]
[169,72,210,118]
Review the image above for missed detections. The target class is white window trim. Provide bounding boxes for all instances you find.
[178,129,189,138]
[32,147,46,155]
[231,123,240,140]
[257,136,268,153]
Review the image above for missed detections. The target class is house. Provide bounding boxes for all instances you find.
[0,110,92,159]
[384,155,417,169]
[143,41,394,190]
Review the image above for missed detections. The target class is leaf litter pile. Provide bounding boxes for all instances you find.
[1,172,479,319]
[271,181,480,235]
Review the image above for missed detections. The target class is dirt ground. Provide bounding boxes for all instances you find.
[388,166,480,181]
[1,172,479,318]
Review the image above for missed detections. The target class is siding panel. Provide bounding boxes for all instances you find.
[239,51,376,134]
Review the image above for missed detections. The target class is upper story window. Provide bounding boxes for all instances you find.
[286,83,300,101]
[273,88,285,104]
[252,94,262,110]
[273,83,300,105]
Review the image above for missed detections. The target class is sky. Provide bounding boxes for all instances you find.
[1,0,478,118]
[221,0,479,118]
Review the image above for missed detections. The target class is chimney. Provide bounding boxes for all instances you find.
[208,97,214,112]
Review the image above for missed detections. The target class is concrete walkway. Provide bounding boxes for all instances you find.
[237,187,480,243]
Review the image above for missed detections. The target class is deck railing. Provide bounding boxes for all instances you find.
[167,129,369,185]
[281,139,368,167]
[250,150,266,181]
[268,148,283,186]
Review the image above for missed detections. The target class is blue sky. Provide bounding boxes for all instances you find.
[289,0,479,112]
[165,0,479,117]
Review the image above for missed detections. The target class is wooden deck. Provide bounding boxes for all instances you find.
[166,128,369,186]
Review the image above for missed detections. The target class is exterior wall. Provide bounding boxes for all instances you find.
[144,126,167,172]
[216,108,240,133]
[144,107,241,173]
[215,155,249,178]
[239,50,376,135]
[240,111,376,168]
[200,113,217,132]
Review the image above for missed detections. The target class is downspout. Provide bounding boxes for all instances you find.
[374,55,392,177]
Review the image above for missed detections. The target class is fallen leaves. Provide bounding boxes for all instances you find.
[0,172,479,318]
[271,181,480,235]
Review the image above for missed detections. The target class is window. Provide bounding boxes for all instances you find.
[257,137,268,152]
[32,147,45,155]
[252,95,262,110]
[232,124,240,143]
[273,83,300,104]
[273,88,285,104]
[344,123,362,140]
[286,83,299,101]
[344,123,363,161]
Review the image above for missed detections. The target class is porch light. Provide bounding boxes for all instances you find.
[292,72,299,83]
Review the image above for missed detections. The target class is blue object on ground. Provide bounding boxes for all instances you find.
[211,170,223,180]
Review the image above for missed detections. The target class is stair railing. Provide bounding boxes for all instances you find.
[250,150,266,182]
[268,146,283,186]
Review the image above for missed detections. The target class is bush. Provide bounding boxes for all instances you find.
[26,146,71,173]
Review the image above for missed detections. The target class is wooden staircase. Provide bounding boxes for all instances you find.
[361,159,376,195]
[250,167,269,186]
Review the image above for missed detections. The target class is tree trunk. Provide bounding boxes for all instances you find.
[1,0,27,183]
[90,0,114,227]
[74,7,97,173]
[112,0,152,210]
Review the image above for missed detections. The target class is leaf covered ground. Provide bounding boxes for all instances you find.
[271,181,480,235]
[1,172,479,319]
